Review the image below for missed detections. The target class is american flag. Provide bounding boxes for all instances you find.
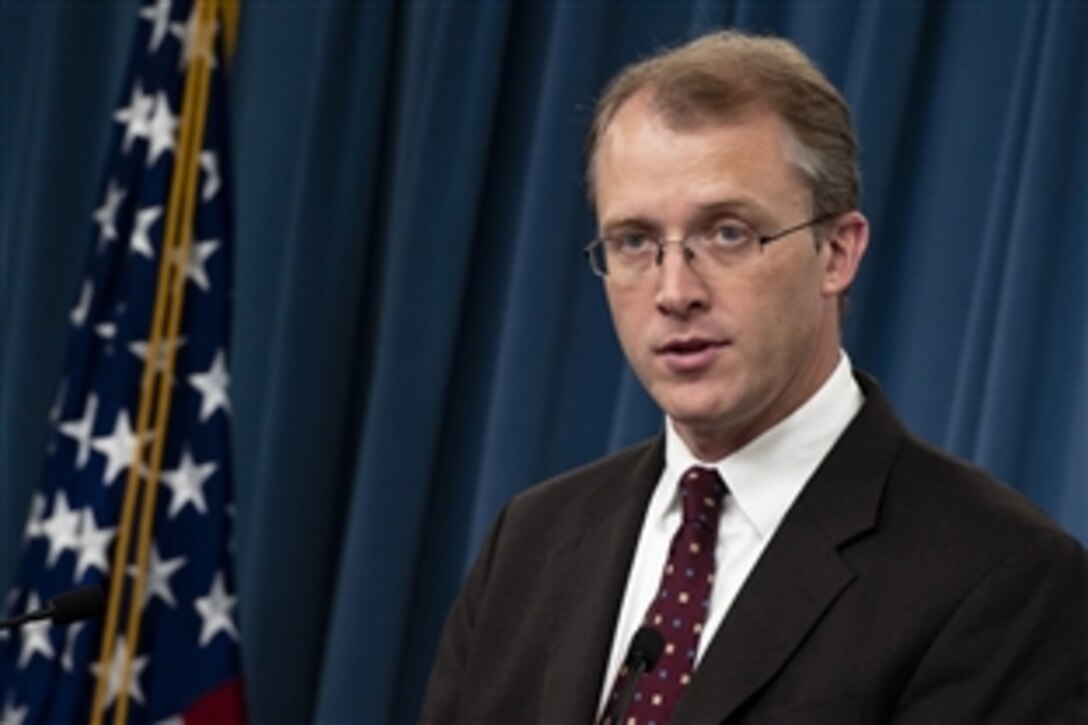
[1,0,245,722]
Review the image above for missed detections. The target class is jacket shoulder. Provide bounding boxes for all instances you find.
[894,432,1070,543]
[506,436,664,518]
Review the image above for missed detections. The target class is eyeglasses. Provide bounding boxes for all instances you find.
[584,212,838,280]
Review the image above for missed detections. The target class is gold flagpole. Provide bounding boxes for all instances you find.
[90,0,231,721]
[113,0,221,720]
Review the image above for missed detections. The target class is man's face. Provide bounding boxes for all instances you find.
[594,95,867,459]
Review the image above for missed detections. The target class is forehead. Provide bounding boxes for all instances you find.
[593,94,810,225]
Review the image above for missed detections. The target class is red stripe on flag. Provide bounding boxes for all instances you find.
[183,679,246,724]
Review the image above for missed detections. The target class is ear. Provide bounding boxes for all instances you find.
[821,211,869,296]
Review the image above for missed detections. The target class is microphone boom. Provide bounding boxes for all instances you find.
[0,585,106,630]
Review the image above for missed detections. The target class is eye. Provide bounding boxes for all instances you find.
[707,220,755,249]
[607,231,655,255]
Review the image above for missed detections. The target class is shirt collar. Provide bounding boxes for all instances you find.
[660,351,864,538]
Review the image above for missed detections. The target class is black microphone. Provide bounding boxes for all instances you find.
[0,585,105,630]
[611,627,665,724]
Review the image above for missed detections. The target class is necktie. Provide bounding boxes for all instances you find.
[602,466,726,725]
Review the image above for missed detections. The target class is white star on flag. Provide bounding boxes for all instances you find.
[17,594,55,668]
[91,636,148,707]
[194,573,239,647]
[146,92,178,167]
[22,494,47,542]
[95,321,118,342]
[90,409,149,486]
[130,206,163,258]
[188,350,230,421]
[170,9,219,70]
[160,448,216,518]
[70,280,93,328]
[58,394,98,469]
[49,379,68,426]
[129,546,187,608]
[138,0,172,52]
[0,696,29,725]
[39,492,81,568]
[60,622,84,672]
[128,337,188,383]
[74,509,117,580]
[113,81,154,153]
[92,180,126,244]
[174,238,220,291]
[200,151,221,200]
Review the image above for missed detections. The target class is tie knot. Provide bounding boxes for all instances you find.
[680,466,726,526]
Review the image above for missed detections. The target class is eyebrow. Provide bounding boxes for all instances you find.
[600,198,774,235]
[694,200,773,224]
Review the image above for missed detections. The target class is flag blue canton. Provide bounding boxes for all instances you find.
[1,1,244,722]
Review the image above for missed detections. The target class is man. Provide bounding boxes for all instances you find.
[421,30,1086,723]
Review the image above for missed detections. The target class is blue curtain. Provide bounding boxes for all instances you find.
[2,2,1083,722]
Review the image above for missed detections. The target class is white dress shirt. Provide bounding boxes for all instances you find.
[597,352,864,713]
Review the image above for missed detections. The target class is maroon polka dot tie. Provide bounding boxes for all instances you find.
[601,466,726,725]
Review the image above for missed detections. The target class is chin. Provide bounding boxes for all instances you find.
[657,383,758,433]
[660,397,735,430]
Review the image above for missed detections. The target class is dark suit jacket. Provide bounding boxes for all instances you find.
[421,374,1087,723]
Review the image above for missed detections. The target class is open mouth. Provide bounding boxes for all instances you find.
[661,338,716,354]
[656,338,728,372]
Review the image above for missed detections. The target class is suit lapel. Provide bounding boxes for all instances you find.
[539,438,665,724]
[674,504,856,722]
[674,374,906,722]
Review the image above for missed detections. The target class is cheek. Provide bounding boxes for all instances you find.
[603,284,624,329]
[735,259,823,343]
[605,286,647,352]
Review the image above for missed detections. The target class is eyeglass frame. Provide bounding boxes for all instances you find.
[584,211,840,278]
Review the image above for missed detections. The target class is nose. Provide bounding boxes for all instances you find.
[654,242,708,318]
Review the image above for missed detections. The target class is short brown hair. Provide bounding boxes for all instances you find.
[586,30,859,218]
